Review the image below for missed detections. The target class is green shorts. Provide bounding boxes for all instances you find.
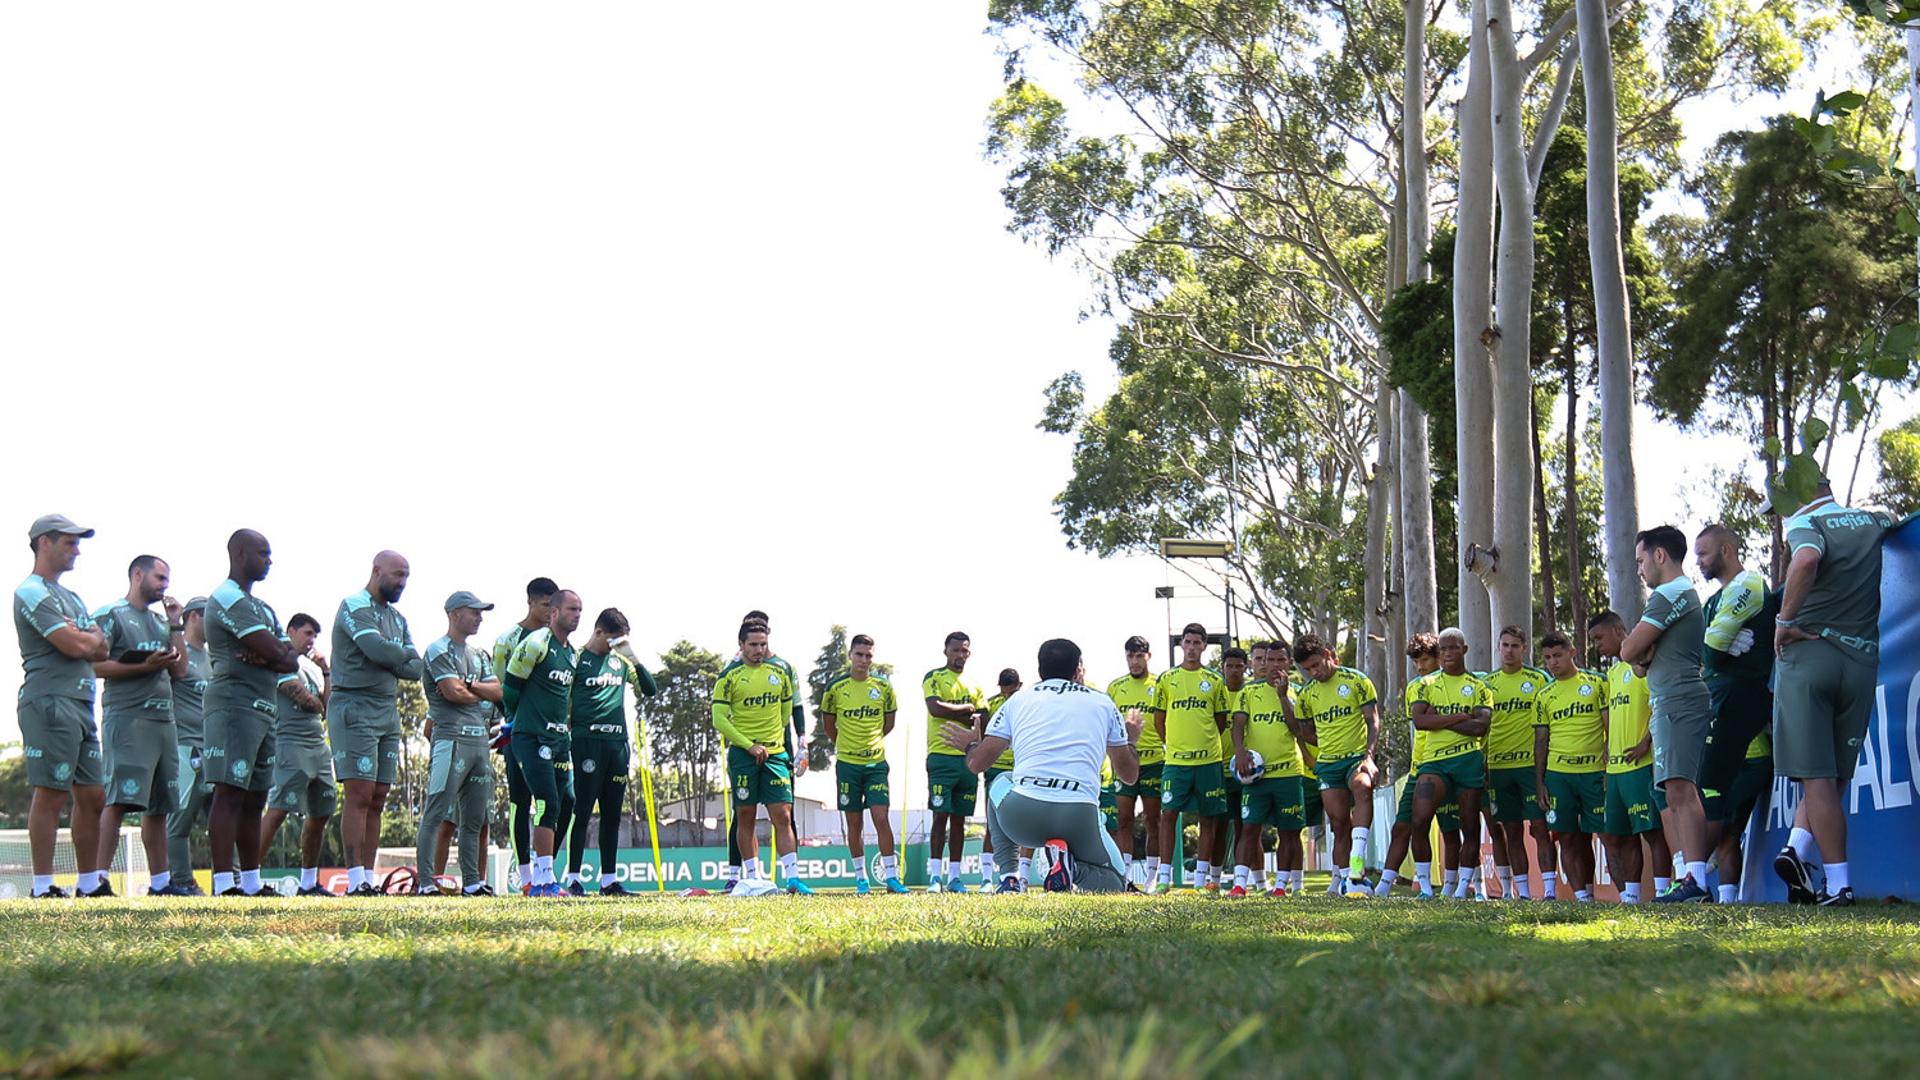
[926,752,977,816]
[203,704,275,792]
[328,693,402,784]
[1303,783,1326,827]
[1161,762,1228,816]
[1485,765,1543,823]
[1602,766,1659,836]
[730,746,795,807]
[268,741,337,817]
[1772,638,1876,784]
[1416,750,1486,793]
[1650,684,1713,789]
[1395,776,1460,830]
[102,713,178,812]
[1118,760,1163,799]
[1704,755,1772,828]
[424,739,495,819]
[837,760,890,811]
[1312,754,1365,793]
[1242,775,1306,830]
[1543,770,1605,834]
[572,735,631,787]
[19,695,104,791]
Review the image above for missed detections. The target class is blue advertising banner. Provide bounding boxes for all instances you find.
[1740,515,1920,901]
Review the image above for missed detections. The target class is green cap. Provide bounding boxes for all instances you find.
[28,514,93,542]
[444,590,494,612]
[183,596,209,616]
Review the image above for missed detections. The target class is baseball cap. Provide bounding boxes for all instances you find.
[444,590,494,612]
[183,596,209,616]
[28,514,93,542]
[1758,472,1832,517]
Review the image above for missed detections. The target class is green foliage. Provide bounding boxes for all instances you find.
[1873,414,1920,515]
[639,641,727,809]
[0,745,28,829]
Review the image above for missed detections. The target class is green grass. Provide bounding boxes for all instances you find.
[2,892,1918,1078]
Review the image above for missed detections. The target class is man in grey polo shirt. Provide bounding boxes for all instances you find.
[329,551,425,897]
[1768,478,1897,907]
[414,591,503,896]
[164,596,215,894]
[91,554,188,897]
[1621,524,1717,903]
[13,514,110,898]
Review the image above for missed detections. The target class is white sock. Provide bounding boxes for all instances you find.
[1455,868,1475,899]
[1208,865,1222,886]
[929,857,945,882]
[347,867,366,891]
[1443,868,1458,890]
[1329,867,1345,892]
[1415,862,1433,893]
[1374,870,1397,897]
[779,852,799,881]
[1575,888,1593,902]
[240,869,261,894]
[1496,866,1513,896]
[1672,852,1687,879]
[981,852,997,883]
[1514,876,1531,899]
[1146,856,1161,881]
[1541,871,1557,899]
[1349,827,1370,872]
[1621,882,1641,903]
[1826,861,1850,891]
[1654,875,1672,894]
[149,871,170,892]
[881,855,898,879]
[744,858,762,880]
[1717,884,1738,903]
[1017,856,1032,882]
[1686,860,1711,890]
[724,863,739,882]
[1195,860,1211,886]
[1234,865,1250,888]
[32,874,53,895]
[213,872,235,894]
[601,872,617,888]
[77,870,100,892]
[534,855,554,885]
[1788,826,1817,862]
[300,867,317,890]
[1158,862,1174,884]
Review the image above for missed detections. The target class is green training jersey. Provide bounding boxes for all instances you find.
[506,628,577,743]
[821,673,895,766]
[205,579,284,719]
[1152,665,1227,765]
[572,648,645,742]
[92,599,174,721]
[274,658,328,748]
[922,666,983,758]
[424,635,495,743]
[174,645,212,747]
[12,574,97,703]
[1292,667,1376,760]
[1480,667,1548,769]
[1604,659,1651,774]
[1702,569,1774,684]
[1106,672,1161,763]
[330,589,422,697]
[1236,679,1304,778]
[493,623,535,680]
[713,660,795,749]
[1536,672,1607,774]
[1785,499,1897,651]
[1413,670,1493,763]
[1640,578,1708,707]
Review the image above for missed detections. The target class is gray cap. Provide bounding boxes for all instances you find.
[444,590,494,612]
[28,513,94,542]
[183,596,209,616]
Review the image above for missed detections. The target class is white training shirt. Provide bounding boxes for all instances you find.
[984,678,1128,804]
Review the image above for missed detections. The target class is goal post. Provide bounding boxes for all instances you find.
[0,827,150,898]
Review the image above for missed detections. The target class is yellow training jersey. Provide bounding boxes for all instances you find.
[1604,660,1651,774]
[1151,666,1227,765]
[820,673,895,766]
[985,693,1015,771]
[1413,670,1494,763]
[1537,671,1607,774]
[1293,667,1377,760]
[922,667,983,759]
[1404,672,1434,765]
[1480,667,1548,770]
[1236,679,1304,778]
[1106,673,1161,764]
[712,661,796,749]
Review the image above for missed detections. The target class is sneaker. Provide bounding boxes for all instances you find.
[346,882,383,898]
[786,879,816,896]
[720,879,739,895]
[994,875,1021,894]
[218,886,251,897]
[947,878,968,894]
[1265,886,1289,899]
[413,887,441,897]
[1202,882,1220,895]
[1042,839,1074,893]
[1414,889,1438,900]
[1817,887,1856,907]
[927,879,945,895]
[152,881,200,897]
[1652,878,1712,904]
[1773,847,1818,906]
[564,881,586,898]
[297,885,333,897]
[520,882,535,897]
[1227,885,1248,898]
[1149,880,1172,895]
[601,882,633,898]
[31,885,70,899]
[884,877,908,894]
[855,878,873,896]
[1344,884,1373,899]
[78,880,115,898]
[463,885,497,897]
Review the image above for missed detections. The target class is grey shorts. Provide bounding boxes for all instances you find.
[328,693,402,784]
[18,695,103,790]
[102,712,179,812]
[269,741,338,817]
[1650,683,1713,789]
[204,705,276,792]
[1773,637,1876,783]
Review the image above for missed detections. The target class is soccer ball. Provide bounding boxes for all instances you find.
[1234,750,1265,784]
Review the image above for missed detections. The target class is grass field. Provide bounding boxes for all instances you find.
[3,890,1918,1079]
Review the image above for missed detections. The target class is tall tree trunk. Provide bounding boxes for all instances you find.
[1910,26,1920,317]
[1565,345,1588,657]
[1578,0,1643,623]
[1531,392,1557,640]
[1486,0,1537,647]
[1398,0,1439,644]
[1454,0,1497,670]
[1367,373,1397,699]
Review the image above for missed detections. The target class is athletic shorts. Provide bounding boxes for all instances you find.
[1118,761,1163,799]
[730,746,794,807]
[18,695,103,790]
[102,713,178,812]
[1395,775,1460,830]
[1221,772,1243,822]
[1486,765,1544,823]
[1303,785,1326,827]
[1702,678,1773,794]
[174,742,212,810]
[203,704,275,792]
[1543,770,1605,835]
[572,735,631,789]
[837,760,890,811]
[328,693,401,784]
[269,741,337,817]
[1242,775,1305,830]
[1772,637,1876,784]
[1100,781,1118,833]
[1703,754,1772,828]
[512,732,574,811]
[425,739,495,819]
[1313,754,1365,792]
[1160,762,1227,816]
[1650,683,1713,789]
[925,752,977,816]
[1417,750,1486,792]
[1602,765,1659,836]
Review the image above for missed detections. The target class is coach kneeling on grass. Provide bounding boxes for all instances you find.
[940,638,1142,892]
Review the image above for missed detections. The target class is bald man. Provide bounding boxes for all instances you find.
[330,552,425,896]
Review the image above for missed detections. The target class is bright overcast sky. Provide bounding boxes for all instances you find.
[1,3,1910,810]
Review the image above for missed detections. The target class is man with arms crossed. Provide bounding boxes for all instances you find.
[821,634,907,895]
[416,592,503,896]
[1286,633,1380,897]
[92,554,188,896]
[1375,633,1446,897]
[165,597,215,894]
[1106,636,1160,889]
[1533,631,1608,902]
[942,638,1142,892]
[1408,629,1493,901]
[1480,627,1550,899]
[259,613,336,897]
[1231,641,1308,898]
[923,631,985,893]
[330,552,425,896]
[714,620,811,895]
[1152,623,1228,894]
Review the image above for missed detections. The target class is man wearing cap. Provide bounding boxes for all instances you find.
[91,554,189,897]
[164,596,216,893]
[329,552,425,897]
[414,591,503,896]
[1768,478,1898,907]
[14,514,110,898]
